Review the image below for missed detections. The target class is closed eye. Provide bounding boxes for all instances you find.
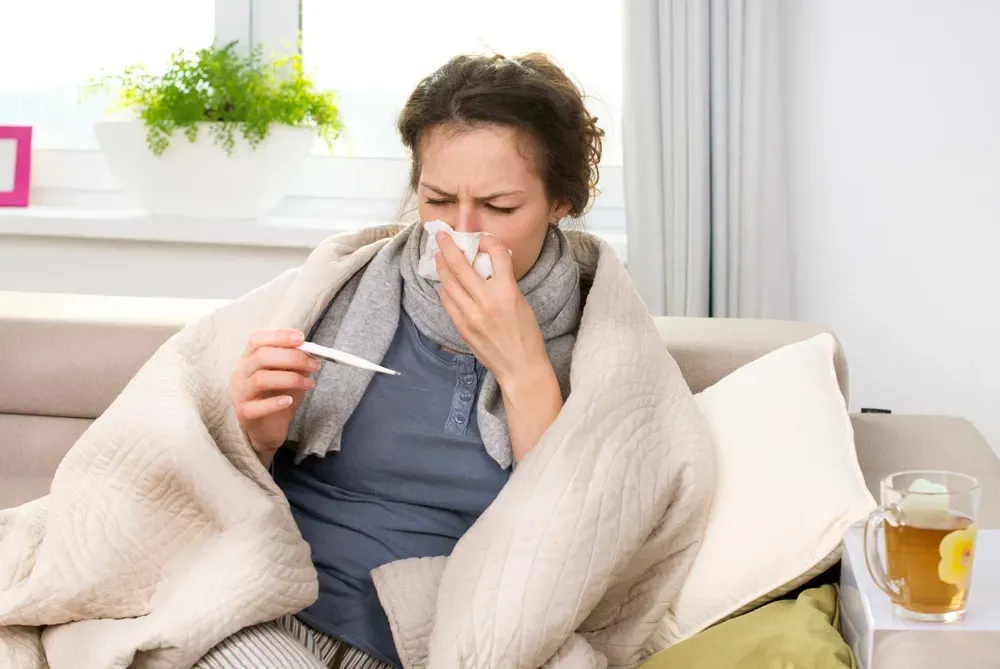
[425,198,517,215]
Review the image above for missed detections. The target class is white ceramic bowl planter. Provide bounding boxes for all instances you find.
[94,119,315,220]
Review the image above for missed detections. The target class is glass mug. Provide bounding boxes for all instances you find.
[863,470,980,622]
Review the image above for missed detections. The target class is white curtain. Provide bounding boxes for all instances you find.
[623,0,792,318]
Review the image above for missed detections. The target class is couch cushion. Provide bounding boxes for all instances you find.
[0,291,224,419]
[666,333,875,641]
[640,585,852,669]
[0,413,91,509]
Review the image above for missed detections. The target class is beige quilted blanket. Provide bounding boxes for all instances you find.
[0,226,715,669]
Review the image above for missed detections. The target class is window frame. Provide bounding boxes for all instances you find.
[27,0,624,238]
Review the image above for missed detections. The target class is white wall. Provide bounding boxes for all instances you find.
[779,0,1000,451]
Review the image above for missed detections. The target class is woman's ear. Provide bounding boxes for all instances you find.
[549,200,571,224]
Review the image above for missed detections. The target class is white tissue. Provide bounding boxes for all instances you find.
[417,220,495,280]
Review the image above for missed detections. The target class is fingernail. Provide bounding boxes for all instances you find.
[278,396,293,407]
[291,331,304,343]
[305,378,316,389]
[309,359,321,371]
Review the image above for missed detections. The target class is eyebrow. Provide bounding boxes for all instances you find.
[420,182,525,201]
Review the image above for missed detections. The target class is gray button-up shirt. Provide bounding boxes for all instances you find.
[273,310,511,666]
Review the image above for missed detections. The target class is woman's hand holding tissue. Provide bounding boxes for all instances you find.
[435,232,563,461]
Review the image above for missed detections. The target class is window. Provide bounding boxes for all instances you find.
[0,0,215,149]
[301,0,622,165]
[297,0,624,231]
[2,0,623,240]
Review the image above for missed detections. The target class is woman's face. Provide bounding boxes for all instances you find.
[416,124,570,280]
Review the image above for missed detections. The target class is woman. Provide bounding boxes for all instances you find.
[0,49,712,669]
[201,52,602,669]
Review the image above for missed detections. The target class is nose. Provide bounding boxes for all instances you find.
[453,202,483,233]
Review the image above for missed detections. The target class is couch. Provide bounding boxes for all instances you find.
[4,289,998,518]
[2,290,999,661]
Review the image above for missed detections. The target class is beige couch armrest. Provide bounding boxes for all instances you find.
[852,414,1000,529]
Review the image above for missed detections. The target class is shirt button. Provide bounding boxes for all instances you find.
[462,374,476,386]
[453,414,467,425]
[460,391,473,402]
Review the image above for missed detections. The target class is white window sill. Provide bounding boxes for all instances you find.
[0,205,628,258]
[0,206,367,250]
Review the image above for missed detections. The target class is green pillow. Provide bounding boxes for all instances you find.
[640,585,855,669]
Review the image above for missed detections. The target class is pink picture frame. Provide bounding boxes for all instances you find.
[0,126,33,207]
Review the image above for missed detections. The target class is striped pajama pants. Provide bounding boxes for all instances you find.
[195,615,395,669]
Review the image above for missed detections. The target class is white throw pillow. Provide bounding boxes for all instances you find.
[668,333,876,641]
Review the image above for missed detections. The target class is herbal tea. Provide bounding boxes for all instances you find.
[884,513,976,615]
[865,471,980,622]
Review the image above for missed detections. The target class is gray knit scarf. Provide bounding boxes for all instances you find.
[287,221,581,469]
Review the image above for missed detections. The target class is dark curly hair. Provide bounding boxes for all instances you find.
[398,52,605,218]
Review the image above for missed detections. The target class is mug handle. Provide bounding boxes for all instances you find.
[863,505,904,600]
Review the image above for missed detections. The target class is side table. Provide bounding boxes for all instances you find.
[839,524,1000,669]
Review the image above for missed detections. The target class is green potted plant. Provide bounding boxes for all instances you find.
[87,41,343,219]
